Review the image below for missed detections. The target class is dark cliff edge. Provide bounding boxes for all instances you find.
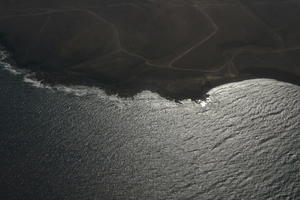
[1,0,300,100]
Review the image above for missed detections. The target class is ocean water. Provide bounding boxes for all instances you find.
[0,51,299,199]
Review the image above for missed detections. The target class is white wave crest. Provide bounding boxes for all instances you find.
[0,51,22,75]
[23,74,52,89]
[3,63,22,75]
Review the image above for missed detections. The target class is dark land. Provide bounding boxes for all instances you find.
[1,0,300,99]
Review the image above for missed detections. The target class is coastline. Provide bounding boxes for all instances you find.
[1,43,300,101]
[1,0,300,100]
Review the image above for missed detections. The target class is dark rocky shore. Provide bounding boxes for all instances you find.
[1,0,300,99]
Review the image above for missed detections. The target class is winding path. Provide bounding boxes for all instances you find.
[1,1,300,74]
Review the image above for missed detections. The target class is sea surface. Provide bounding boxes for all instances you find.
[0,51,299,199]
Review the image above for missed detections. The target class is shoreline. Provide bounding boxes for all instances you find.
[1,44,300,101]
[1,0,300,101]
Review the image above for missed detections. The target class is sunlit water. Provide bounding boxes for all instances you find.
[0,50,299,199]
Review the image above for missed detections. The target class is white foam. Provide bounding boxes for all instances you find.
[3,63,22,75]
[23,74,52,89]
[179,97,211,108]
[195,98,211,107]
[55,85,107,97]
[0,51,22,75]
